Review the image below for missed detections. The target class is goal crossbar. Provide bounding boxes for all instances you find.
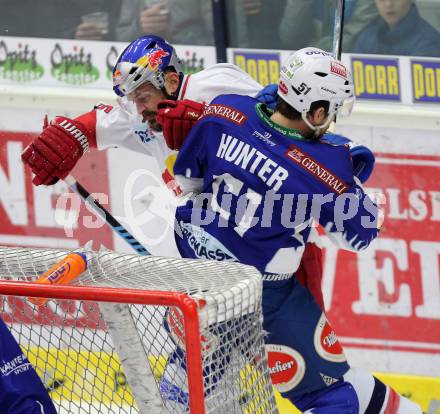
[0,280,205,413]
[0,246,278,414]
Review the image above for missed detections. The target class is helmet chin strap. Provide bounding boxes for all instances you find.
[301,112,335,139]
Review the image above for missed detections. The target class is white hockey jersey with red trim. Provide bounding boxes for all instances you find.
[95,63,262,189]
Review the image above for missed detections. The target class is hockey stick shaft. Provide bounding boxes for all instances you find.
[333,0,345,59]
[64,175,151,255]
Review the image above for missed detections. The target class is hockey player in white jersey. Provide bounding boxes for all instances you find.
[21,35,262,195]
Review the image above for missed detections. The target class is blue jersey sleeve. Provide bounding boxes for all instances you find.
[316,178,380,251]
[174,119,217,195]
[0,318,57,414]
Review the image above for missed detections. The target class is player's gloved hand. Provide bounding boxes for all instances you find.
[322,133,375,183]
[156,99,205,150]
[21,116,90,186]
[255,83,278,110]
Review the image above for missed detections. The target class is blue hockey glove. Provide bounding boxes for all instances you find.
[322,133,375,183]
[255,84,278,110]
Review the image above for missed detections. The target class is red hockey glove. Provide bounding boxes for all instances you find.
[156,99,204,150]
[21,116,91,186]
[295,242,325,310]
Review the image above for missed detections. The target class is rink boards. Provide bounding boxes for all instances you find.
[21,345,440,413]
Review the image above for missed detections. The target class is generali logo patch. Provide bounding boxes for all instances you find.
[313,313,346,363]
[202,104,247,125]
[266,344,305,392]
[285,144,348,194]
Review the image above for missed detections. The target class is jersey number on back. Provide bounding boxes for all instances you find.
[211,173,262,237]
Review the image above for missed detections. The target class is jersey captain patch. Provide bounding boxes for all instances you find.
[285,144,348,194]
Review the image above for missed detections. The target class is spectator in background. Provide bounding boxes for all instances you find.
[350,0,440,57]
[75,0,122,41]
[116,0,213,45]
[0,0,121,40]
[279,0,378,51]
[234,0,288,49]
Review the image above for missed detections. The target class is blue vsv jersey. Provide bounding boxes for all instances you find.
[174,94,379,275]
[0,318,57,414]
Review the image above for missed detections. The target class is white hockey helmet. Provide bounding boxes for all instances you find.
[278,48,355,132]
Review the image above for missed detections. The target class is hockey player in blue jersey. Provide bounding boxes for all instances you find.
[0,318,57,414]
[163,48,422,413]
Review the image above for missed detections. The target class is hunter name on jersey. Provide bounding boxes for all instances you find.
[216,133,289,193]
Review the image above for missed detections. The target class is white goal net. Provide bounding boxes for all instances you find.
[0,246,278,414]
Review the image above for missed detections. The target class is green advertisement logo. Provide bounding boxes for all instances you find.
[0,41,44,82]
[106,46,119,80]
[50,44,99,85]
[181,51,205,75]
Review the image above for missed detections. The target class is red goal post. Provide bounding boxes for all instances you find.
[0,246,278,414]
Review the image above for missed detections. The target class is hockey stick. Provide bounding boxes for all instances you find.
[331,0,346,132]
[63,174,165,413]
[64,175,150,255]
[333,0,345,59]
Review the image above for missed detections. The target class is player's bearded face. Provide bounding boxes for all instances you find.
[129,83,167,131]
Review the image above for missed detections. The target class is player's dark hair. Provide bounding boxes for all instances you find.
[275,97,330,120]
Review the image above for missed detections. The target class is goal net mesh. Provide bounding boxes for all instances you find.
[0,246,278,414]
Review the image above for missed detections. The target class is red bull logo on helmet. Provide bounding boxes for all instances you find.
[137,48,169,72]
